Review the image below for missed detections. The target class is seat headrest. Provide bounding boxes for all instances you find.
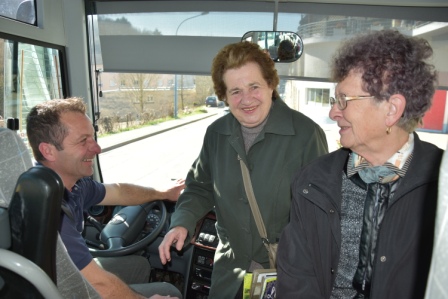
[0,128,33,208]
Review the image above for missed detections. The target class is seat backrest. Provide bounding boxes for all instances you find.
[0,127,61,278]
[424,145,448,298]
[9,165,64,281]
[0,166,64,299]
[55,234,101,299]
[0,128,33,209]
[0,127,33,249]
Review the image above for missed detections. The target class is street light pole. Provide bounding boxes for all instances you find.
[173,12,208,118]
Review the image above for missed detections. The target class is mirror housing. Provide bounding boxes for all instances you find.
[241,31,303,62]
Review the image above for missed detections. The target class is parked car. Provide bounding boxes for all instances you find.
[205,96,220,107]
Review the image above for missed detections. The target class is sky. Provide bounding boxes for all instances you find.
[105,12,302,37]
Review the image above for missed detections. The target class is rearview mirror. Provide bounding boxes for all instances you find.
[241,31,303,63]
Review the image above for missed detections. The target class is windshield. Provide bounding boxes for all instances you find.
[87,3,448,184]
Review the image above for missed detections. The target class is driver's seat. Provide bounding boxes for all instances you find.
[0,127,100,298]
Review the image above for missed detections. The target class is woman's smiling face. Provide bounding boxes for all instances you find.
[224,62,274,128]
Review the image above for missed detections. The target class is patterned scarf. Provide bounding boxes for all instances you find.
[347,133,414,184]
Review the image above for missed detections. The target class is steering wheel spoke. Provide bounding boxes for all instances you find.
[106,237,126,250]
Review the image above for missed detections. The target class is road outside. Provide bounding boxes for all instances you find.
[98,111,222,188]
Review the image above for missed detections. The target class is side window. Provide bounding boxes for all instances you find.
[0,0,37,25]
[0,37,64,148]
[306,88,330,107]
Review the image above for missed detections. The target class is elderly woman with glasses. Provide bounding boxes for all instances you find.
[277,29,443,299]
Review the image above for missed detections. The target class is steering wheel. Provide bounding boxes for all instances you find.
[89,200,167,257]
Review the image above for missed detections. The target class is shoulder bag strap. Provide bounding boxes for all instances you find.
[238,155,271,245]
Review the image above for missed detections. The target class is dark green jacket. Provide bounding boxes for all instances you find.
[170,99,328,298]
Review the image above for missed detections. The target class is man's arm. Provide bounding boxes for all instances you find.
[81,260,146,299]
[100,179,185,206]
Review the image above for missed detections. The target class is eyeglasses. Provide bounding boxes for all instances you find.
[330,94,375,110]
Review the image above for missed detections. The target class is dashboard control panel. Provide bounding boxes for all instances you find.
[187,213,219,299]
[194,217,219,248]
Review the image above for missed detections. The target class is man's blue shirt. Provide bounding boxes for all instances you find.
[60,178,106,270]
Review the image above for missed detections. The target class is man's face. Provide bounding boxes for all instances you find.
[50,111,101,189]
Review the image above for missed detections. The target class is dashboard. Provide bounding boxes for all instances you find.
[86,203,218,298]
[187,213,219,298]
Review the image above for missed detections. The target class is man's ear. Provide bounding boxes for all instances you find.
[386,94,406,127]
[38,142,57,162]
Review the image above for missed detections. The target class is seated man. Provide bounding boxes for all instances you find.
[26,97,184,299]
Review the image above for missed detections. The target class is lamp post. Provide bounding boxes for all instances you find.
[173,11,208,118]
